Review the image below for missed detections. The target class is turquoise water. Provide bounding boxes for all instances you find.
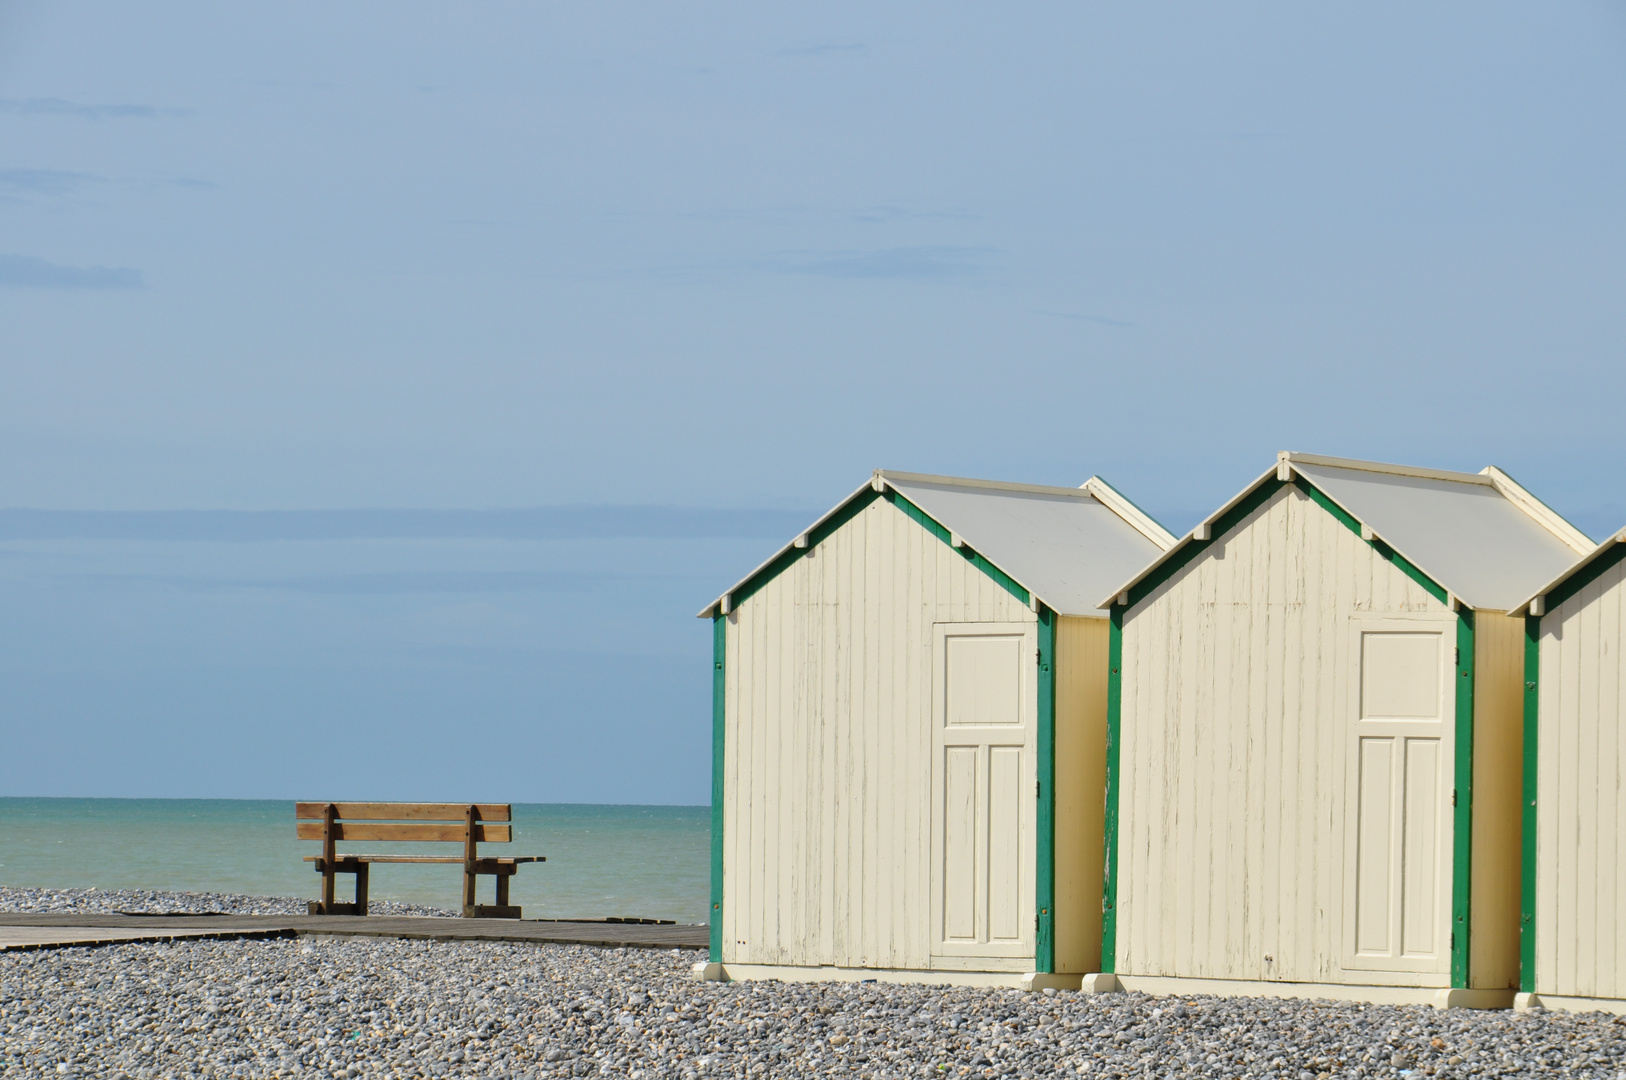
[0,799,710,924]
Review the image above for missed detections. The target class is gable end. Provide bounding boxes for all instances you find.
[722,487,1034,616]
[1119,475,1450,613]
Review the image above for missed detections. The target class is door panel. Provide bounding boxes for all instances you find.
[1344,618,1454,975]
[943,747,980,943]
[1400,738,1442,958]
[931,622,1036,959]
[987,746,1025,944]
[946,635,1024,726]
[1354,737,1395,955]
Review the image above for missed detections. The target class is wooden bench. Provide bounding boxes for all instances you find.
[296,802,544,918]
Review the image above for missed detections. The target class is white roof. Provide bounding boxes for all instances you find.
[1102,452,1594,613]
[700,470,1176,619]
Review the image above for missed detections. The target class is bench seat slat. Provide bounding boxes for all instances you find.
[295,822,511,843]
[295,802,512,822]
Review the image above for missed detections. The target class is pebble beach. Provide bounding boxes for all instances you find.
[4,890,1625,1080]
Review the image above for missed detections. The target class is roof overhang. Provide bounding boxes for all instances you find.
[1511,528,1626,617]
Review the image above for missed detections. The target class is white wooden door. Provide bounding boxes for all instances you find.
[1343,618,1455,973]
[931,622,1036,959]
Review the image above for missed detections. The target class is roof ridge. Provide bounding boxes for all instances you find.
[1081,475,1177,550]
[875,469,1099,500]
[1282,451,1493,487]
[1477,465,1595,555]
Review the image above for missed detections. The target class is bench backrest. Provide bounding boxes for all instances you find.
[295,802,514,845]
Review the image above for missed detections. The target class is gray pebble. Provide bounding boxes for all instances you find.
[5,888,1626,1079]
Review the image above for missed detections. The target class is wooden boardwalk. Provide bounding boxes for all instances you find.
[0,912,708,953]
[0,923,295,953]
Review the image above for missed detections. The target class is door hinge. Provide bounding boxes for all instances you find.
[1036,780,1042,799]
[1036,647,1042,667]
[1452,789,1457,807]
[1450,931,1455,950]
[1454,646,1460,667]
[1035,914,1040,933]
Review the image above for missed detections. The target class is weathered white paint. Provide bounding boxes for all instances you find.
[1534,553,1626,1002]
[1116,483,1457,988]
[721,495,1034,972]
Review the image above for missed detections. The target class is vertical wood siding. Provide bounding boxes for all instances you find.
[721,497,1032,970]
[1470,611,1525,990]
[1054,615,1109,974]
[1535,556,1626,999]
[1116,484,1451,986]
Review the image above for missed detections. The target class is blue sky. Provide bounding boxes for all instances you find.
[2,3,1624,800]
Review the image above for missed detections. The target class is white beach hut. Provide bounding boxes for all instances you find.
[1511,526,1626,1014]
[1091,452,1592,1008]
[695,470,1175,987]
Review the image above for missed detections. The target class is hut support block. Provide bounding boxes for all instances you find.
[1020,972,1084,993]
[691,962,727,982]
[1078,972,1121,994]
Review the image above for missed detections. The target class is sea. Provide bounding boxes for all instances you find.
[0,799,711,925]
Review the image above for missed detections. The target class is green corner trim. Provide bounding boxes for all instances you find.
[1035,605,1056,973]
[1542,540,1626,614]
[1520,613,1540,993]
[725,484,1035,617]
[1123,479,1284,608]
[726,487,882,612]
[1128,475,1451,612]
[887,490,1031,606]
[1451,608,1476,988]
[1100,604,1123,973]
[1299,482,1450,604]
[709,614,726,963]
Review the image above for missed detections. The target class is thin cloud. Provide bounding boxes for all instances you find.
[0,98,185,119]
[0,255,143,290]
[849,205,976,225]
[73,570,665,596]
[1032,309,1138,329]
[0,168,102,195]
[760,245,991,280]
[777,42,866,58]
[0,506,818,543]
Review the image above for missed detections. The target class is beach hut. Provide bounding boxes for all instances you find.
[1090,452,1592,1008]
[695,470,1176,987]
[1511,526,1626,1014]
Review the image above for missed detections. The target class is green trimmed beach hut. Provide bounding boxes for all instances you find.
[1090,452,1591,1008]
[1511,526,1626,1014]
[695,470,1175,987]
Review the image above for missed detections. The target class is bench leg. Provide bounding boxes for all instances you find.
[466,868,521,919]
[309,860,366,916]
